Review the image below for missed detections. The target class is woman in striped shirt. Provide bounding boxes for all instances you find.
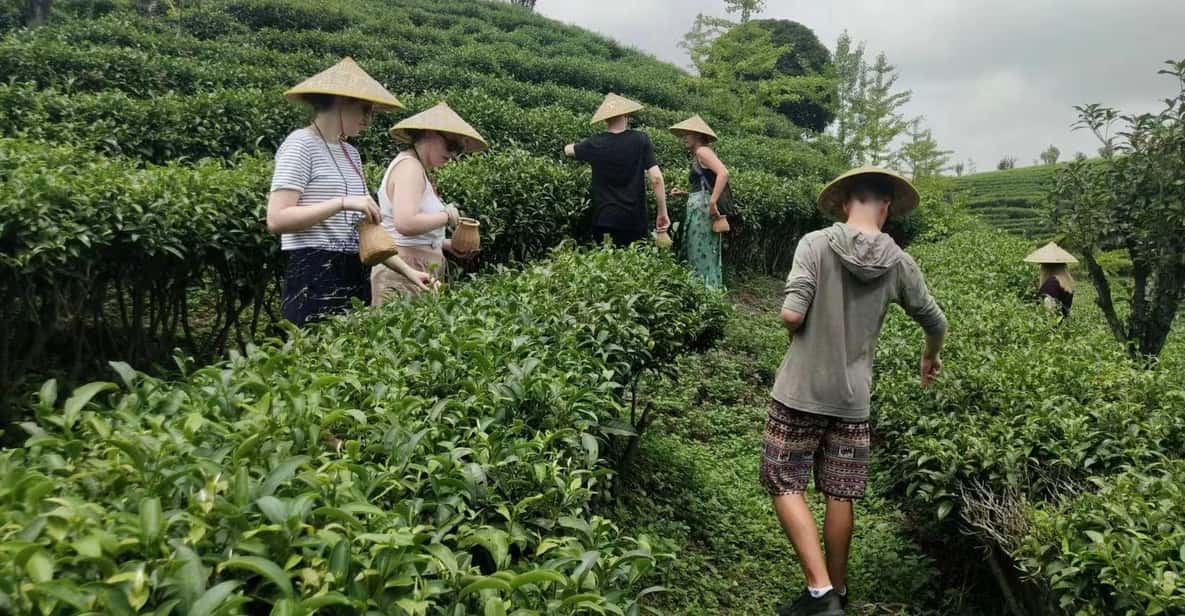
[266,58,432,326]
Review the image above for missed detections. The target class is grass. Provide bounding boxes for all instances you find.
[612,275,997,615]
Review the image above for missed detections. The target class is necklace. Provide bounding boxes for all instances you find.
[311,123,367,197]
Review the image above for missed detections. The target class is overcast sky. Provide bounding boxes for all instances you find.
[536,0,1185,172]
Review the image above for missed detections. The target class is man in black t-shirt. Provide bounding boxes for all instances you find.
[564,92,669,247]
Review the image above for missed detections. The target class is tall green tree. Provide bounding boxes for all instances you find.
[896,117,951,178]
[833,31,866,161]
[853,52,911,165]
[1039,144,1060,165]
[723,0,765,23]
[702,19,836,132]
[1049,59,1185,360]
[679,13,735,73]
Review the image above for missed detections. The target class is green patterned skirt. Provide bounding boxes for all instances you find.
[682,190,723,290]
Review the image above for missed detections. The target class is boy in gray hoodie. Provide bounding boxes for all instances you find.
[764,166,947,616]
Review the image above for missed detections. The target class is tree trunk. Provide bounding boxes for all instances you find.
[29,0,52,26]
[1081,248,1128,352]
[1126,253,1150,361]
[1140,261,1185,359]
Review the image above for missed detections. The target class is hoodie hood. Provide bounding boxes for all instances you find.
[825,222,903,282]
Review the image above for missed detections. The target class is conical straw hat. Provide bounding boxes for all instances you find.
[389,102,489,153]
[284,57,405,111]
[590,92,644,124]
[669,114,718,142]
[1024,242,1078,264]
[818,164,920,219]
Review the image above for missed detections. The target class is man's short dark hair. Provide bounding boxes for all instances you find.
[847,176,895,205]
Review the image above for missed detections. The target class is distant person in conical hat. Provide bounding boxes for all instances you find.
[669,114,730,290]
[1024,242,1077,318]
[564,92,670,247]
[763,165,947,616]
[266,57,433,326]
[373,102,489,304]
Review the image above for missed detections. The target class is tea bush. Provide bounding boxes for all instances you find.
[435,149,592,263]
[1016,461,1185,614]
[0,0,844,407]
[0,139,278,402]
[0,246,728,614]
[870,223,1185,613]
[224,0,356,32]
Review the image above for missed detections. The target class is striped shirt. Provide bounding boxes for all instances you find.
[270,127,368,252]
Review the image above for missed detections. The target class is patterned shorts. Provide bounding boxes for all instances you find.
[759,400,870,500]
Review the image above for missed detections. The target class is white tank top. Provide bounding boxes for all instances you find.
[379,151,445,249]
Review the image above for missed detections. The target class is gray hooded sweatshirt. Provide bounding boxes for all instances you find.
[772,223,947,421]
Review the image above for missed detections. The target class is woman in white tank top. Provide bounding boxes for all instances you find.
[371,103,489,304]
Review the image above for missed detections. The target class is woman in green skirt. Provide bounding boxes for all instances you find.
[669,115,730,290]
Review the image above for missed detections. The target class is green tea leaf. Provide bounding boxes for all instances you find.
[299,592,353,610]
[509,569,567,590]
[425,542,459,576]
[73,533,103,559]
[140,496,162,547]
[25,549,53,583]
[174,545,207,608]
[256,496,289,526]
[63,382,116,428]
[31,580,92,610]
[459,577,513,597]
[220,557,294,597]
[459,528,510,571]
[189,581,240,616]
[109,361,137,389]
[328,539,350,580]
[259,456,310,498]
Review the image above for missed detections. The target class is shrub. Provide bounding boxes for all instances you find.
[223,0,353,32]
[0,247,727,614]
[435,149,591,263]
[870,222,1185,613]
[1017,461,1185,615]
[0,139,278,409]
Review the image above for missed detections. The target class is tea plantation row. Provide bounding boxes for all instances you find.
[0,246,728,614]
[872,224,1185,614]
[949,166,1059,238]
[0,0,853,399]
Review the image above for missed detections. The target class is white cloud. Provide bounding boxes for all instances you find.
[537,0,1185,169]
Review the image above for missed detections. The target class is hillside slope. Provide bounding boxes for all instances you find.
[950,165,1057,237]
[0,0,847,401]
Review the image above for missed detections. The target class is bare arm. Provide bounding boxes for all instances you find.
[268,190,353,234]
[696,147,730,215]
[648,165,669,231]
[389,160,449,237]
[380,253,435,292]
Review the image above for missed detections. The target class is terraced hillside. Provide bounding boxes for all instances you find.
[0,0,852,400]
[950,165,1058,237]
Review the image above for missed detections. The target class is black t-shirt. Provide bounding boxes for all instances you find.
[574,130,657,230]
